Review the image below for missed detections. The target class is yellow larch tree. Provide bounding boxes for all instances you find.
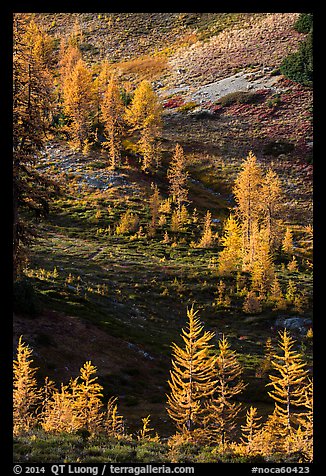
[137,415,160,442]
[71,361,104,434]
[125,79,162,172]
[204,335,246,449]
[13,336,41,435]
[105,396,125,439]
[166,307,217,434]
[148,183,161,236]
[266,329,309,454]
[233,151,263,270]
[41,382,80,434]
[167,144,189,211]
[282,226,294,256]
[62,58,96,150]
[101,72,125,169]
[197,210,214,248]
[217,214,243,275]
[250,226,275,296]
[259,168,283,250]
[240,406,262,454]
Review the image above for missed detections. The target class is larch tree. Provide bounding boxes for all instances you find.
[204,335,246,448]
[217,214,243,275]
[233,151,263,270]
[13,336,40,435]
[101,72,125,169]
[250,226,275,296]
[148,183,161,236]
[267,329,309,454]
[197,210,214,248]
[71,361,104,434]
[62,58,96,150]
[41,382,79,434]
[240,406,262,454]
[166,307,217,434]
[259,168,283,250]
[13,14,58,278]
[167,144,189,211]
[282,226,294,256]
[125,79,162,172]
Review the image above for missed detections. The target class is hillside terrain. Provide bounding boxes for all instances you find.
[13,12,313,463]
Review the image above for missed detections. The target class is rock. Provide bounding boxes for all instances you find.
[274,316,312,335]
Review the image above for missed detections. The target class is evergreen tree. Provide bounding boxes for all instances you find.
[13,14,57,278]
[125,80,162,172]
[101,72,125,169]
[13,336,40,435]
[166,307,217,433]
[167,144,189,210]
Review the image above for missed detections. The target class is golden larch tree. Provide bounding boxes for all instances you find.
[41,382,80,434]
[282,226,294,256]
[267,329,309,454]
[166,307,217,434]
[240,406,262,454]
[204,335,246,448]
[71,361,104,434]
[167,144,189,210]
[233,151,263,270]
[148,183,161,236]
[13,336,40,435]
[217,214,243,275]
[125,79,162,172]
[62,58,96,150]
[250,226,275,296]
[259,168,283,250]
[101,72,125,168]
[197,210,214,248]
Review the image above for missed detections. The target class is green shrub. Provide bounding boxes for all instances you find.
[263,140,295,156]
[280,33,313,86]
[294,13,313,33]
[218,91,262,107]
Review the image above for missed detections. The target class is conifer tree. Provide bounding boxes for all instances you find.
[233,152,263,270]
[137,415,160,442]
[101,72,125,169]
[204,335,246,448]
[148,183,161,235]
[267,329,309,454]
[197,210,214,248]
[242,289,262,315]
[13,336,40,435]
[166,307,217,433]
[259,168,283,250]
[41,382,79,433]
[282,226,294,256]
[217,214,243,275]
[125,80,162,172]
[250,226,275,295]
[62,58,96,150]
[241,406,262,454]
[269,275,287,311]
[105,396,125,438]
[13,14,57,277]
[167,144,189,210]
[71,361,104,434]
